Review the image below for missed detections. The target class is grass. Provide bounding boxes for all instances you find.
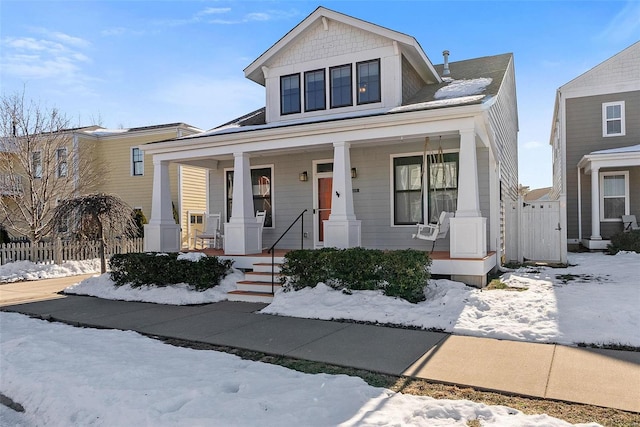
[485,278,527,292]
[160,337,640,427]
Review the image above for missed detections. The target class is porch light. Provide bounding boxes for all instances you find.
[299,171,308,182]
[351,168,357,179]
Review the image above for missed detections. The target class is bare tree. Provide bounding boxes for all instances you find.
[52,193,138,274]
[0,91,102,242]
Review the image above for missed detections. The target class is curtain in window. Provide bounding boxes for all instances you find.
[602,175,625,219]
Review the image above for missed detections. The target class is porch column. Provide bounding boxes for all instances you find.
[324,141,361,248]
[590,166,602,241]
[449,129,487,259]
[224,152,261,254]
[144,159,180,252]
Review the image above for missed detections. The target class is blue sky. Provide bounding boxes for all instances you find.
[1,1,639,189]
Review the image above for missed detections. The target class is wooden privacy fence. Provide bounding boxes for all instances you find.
[0,238,144,266]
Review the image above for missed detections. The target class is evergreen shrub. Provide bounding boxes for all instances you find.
[607,230,640,254]
[109,252,234,291]
[280,247,431,303]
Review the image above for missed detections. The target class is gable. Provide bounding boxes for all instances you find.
[561,41,640,93]
[268,19,394,69]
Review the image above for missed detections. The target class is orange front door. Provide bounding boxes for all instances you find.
[317,177,332,243]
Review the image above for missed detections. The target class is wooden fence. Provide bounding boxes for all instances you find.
[0,238,144,266]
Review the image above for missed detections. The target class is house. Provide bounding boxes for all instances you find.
[549,41,640,252]
[1,123,207,248]
[141,7,519,287]
[523,187,552,202]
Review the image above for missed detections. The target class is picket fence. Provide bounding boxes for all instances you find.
[0,238,144,266]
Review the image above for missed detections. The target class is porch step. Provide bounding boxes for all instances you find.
[236,280,282,294]
[244,271,283,283]
[252,263,283,273]
[227,290,275,303]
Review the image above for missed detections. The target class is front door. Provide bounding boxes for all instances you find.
[313,161,333,248]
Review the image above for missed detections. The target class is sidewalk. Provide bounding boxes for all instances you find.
[1,275,639,413]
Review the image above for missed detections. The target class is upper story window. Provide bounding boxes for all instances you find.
[32,151,42,179]
[304,69,325,112]
[132,147,144,176]
[330,64,352,108]
[56,147,68,178]
[357,59,381,104]
[280,74,301,115]
[602,101,625,137]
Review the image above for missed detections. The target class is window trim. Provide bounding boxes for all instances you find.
[56,147,68,178]
[131,147,144,176]
[329,64,353,109]
[599,171,629,222]
[602,101,625,137]
[356,59,381,105]
[390,152,424,227]
[280,73,301,116]
[224,164,275,229]
[304,69,326,112]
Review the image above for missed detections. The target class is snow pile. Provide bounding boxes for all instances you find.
[0,313,599,426]
[64,269,243,305]
[0,259,100,283]
[435,77,492,99]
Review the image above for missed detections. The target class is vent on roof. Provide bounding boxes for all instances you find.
[442,50,451,77]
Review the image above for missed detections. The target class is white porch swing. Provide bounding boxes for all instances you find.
[412,137,455,251]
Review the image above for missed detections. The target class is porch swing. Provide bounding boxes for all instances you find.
[412,137,454,251]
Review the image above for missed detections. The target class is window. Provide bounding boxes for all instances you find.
[32,151,42,179]
[357,59,380,104]
[57,147,68,177]
[600,172,629,220]
[330,64,352,108]
[392,153,459,225]
[393,156,423,225]
[602,101,625,137]
[226,166,273,227]
[427,153,458,222]
[304,69,325,112]
[132,148,143,176]
[280,74,301,115]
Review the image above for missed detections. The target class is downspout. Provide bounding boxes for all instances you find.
[72,133,80,195]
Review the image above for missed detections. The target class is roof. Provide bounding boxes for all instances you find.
[205,52,512,135]
[524,187,552,202]
[591,144,640,155]
[83,122,202,137]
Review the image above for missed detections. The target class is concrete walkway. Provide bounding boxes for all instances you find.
[1,276,639,413]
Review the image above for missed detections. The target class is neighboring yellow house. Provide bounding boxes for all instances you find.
[1,123,208,249]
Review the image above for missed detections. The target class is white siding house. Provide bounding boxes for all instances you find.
[142,7,519,287]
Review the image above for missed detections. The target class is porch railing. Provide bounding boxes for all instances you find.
[267,209,307,294]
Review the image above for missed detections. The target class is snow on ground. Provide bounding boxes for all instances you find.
[5,251,639,347]
[0,312,599,427]
[0,259,99,283]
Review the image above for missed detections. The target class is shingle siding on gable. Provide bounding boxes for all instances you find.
[401,55,425,103]
[269,20,393,68]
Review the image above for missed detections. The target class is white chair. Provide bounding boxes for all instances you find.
[412,211,454,251]
[195,213,223,249]
[622,215,639,232]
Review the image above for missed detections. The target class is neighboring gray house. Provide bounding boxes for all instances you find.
[142,7,519,291]
[550,41,640,251]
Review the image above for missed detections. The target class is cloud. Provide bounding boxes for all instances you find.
[157,7,298,26]
[0,29,97,94]
[598,1,640,43]
[522,140,544,150]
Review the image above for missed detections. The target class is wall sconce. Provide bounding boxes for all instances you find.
[299,171,308,182]
[351,168,357,179]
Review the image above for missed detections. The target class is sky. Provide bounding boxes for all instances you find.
[1,1,639,190]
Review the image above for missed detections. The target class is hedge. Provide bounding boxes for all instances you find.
[109,252,234,291]
[607,230,640,255]
[280,247,431,303]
